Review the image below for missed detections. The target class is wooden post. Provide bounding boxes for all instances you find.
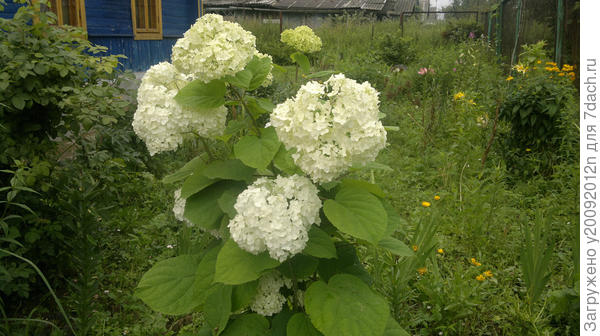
[279,11,283,33]
[400,12,404,36]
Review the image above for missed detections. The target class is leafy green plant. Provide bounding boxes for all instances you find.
[500,71,574,148]
[377,34,416,66]
[441,20,483,42]
[0,170,76,335]
[520,212,552,305]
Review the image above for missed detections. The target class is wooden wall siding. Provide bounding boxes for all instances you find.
[86,0,134,36]
[0,1,24,19]
[88,37,178,71]
[162,0,197,37]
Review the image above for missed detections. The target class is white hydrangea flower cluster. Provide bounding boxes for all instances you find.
[270,74,387,183]
[228,175,321,262]
[250,271,292,316]
[280,25,322,53]
[132,62,227,155]
[172,14,257,82]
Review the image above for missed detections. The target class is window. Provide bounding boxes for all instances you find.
[48,0,87,30]
[131,0,163,40]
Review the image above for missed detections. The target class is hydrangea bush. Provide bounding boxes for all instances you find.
[280,25,326,82]
[134,14,412,336]
[280,25,322,54]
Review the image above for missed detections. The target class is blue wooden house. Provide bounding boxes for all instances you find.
[1,0,201,71]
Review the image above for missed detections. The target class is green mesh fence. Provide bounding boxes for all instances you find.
[484,0,579,67]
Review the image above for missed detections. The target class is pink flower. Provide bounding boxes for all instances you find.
[418,68,428,75]
[428,68,435,74]
[469,32,475,39]
[453,68,457,72]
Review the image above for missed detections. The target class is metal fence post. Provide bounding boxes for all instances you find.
[555,0,564,66]
[495,3,503,56]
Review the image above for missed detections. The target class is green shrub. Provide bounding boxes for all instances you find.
[0,2,148,330]
[377,34,416,66]
[441,20,483,42]
[499,69,575,151]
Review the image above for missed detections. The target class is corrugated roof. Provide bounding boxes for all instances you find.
[204,0,245,7]
[361,0,387,11]
[243,0,278,7]
[272,0,363,10]
[382,0,416,14]
[204,0,414,12]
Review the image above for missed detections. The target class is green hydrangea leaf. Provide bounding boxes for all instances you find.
[205,284,232,335]
[215,239,280,285]
[224,69,252,89]
[305,274,390,336]
[340,179,386,198]
[287,313,323,336]
[383,317,410,336]
[272,146,302,175]
[234,127,281,170]
[290,52,310,73]
[279,254,318,279]
[231,280,259,312]
[271,307,294,336]
[185,181,245,231]
[317,243,371,284]
[221,314,270,336]
[303,226,336,259]
[135,246,219,315]
[202,159,255,182]
[175,79,226,109]
[246,56,272,91]
[378,237,413,257]
[180,166,216,199]
[323,186,387,244]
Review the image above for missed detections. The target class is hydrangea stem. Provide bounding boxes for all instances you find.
[200,137,214,161]
[287,262,301,310]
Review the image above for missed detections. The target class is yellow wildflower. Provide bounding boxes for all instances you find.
[506,76,514,81]
[558,72,565,77]
[483,270,493,278]
[417,267,427,275]
[453,92,465,100]
[422,201,431,207]
[568,72,576,80]
[468,99,476,105]
[470,258,482,267]
[536,60,542,64]
[437,248,444,254]
[545,66,560,72]
[525,148,531,152]
[562,64,574,72]
[514,64,526,73]
[546,61,557,66]
[476,274,485,281]
[412,245,418,252]
[434,195,441,200]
